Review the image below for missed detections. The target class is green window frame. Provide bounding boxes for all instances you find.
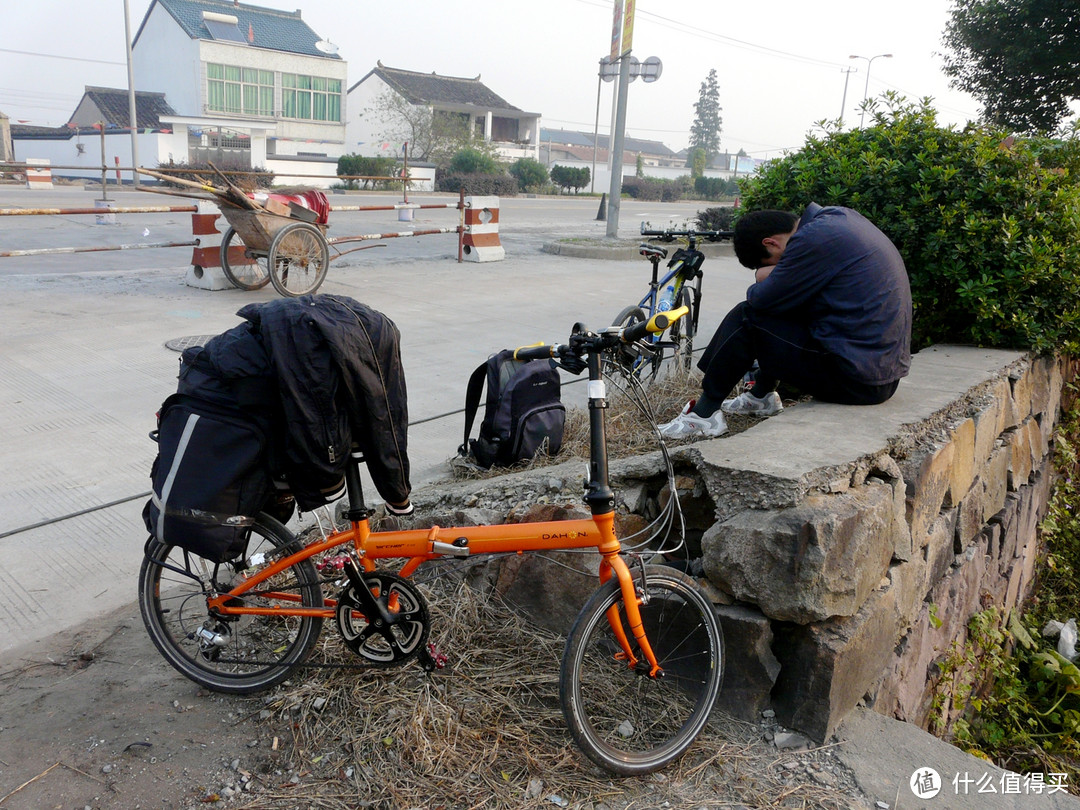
[282,73,341,122]
[206,63,274,116]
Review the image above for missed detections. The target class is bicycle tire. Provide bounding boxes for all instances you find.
[219,226,272,290]
[560,565,724,775]
[139,513,324,694]
[606,305,659,383]
[268,222,330,297]
[670,286,697,373]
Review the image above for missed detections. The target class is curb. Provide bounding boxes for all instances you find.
[541,240,735,261]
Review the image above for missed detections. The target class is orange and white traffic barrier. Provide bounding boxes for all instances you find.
[461,195,504,262]
[186,203,232,290]
[25,159,53,190]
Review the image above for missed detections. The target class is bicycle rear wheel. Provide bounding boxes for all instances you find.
[669,286,697,373]
[560,565,723,775]
[138,513,324,694]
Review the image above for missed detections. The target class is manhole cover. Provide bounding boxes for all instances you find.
[164,335,215,352]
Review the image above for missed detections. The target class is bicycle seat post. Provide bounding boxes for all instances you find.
[343,449,372,521]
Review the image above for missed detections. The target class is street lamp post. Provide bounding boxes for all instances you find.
[848,53,892,128]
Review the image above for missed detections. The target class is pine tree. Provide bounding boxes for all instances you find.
[688,69,722,165]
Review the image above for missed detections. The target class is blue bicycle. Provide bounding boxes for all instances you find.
[609,226,733,380]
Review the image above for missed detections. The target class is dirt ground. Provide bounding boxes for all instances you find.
[0,599,874,810]
[0,603,283,810]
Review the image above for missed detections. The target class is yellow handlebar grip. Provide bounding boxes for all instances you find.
[513,341,547,360]
[647,305,689,333]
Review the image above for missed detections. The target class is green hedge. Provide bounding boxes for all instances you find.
[436,173,519,196]
[738,95,1080,354]
[621,176,685,202]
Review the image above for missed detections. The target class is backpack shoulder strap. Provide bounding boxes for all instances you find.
[460,359,491,455]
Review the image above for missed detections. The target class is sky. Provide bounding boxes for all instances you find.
[0,0,983,160]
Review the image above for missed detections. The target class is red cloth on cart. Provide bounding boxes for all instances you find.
[264,190,330,225]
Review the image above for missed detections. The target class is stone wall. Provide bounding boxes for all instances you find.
[405,347,1075,747]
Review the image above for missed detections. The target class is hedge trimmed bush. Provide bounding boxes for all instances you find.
[695,206,737,232]
[550,165,590,194]
[436,173,519,196]
[621,176,684,202]
[448,149,500,175]
[738,95,1080,354]
[694,175,739,201]
[510,158,549,192]
[336,155,399,190]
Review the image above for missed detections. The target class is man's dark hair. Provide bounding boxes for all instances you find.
[733,210,799,269]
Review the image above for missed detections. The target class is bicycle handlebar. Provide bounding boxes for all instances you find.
[512,306,690,367]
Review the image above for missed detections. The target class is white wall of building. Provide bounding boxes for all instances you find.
[12,131,173,183]
[345,74,396,157]
[133,3,202,114]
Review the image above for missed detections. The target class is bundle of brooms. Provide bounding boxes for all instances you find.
[136,161,277,212]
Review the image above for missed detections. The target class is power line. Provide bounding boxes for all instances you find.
[0,47,125,67]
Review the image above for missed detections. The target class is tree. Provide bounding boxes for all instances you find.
[509,158,548,191]
[448,148,500,175]
[366,91,499,168]
[941,0,1080,134]
[688,69,722,165]
[550,165,589,194]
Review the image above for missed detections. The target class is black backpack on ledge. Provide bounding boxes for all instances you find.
[459,349,566,470]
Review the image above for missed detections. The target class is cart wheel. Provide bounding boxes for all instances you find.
[220,227,271,290]
[268,223,330,297]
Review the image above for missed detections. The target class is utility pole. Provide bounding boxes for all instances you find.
[839,66,857,125]
[123,0,140,187]
[606,0,635,239]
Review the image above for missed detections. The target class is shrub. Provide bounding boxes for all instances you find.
[156,160,274,190]
[509,158,548,192]
[621,176,683,202]
[550,165,590,194]
[738,94,1080,354]
[336,155,399,190]
[436,173,519,196]
[695,206,737,231]
[448,148,501,176]
[693,175,739,201]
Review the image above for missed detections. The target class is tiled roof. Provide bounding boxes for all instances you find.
[75,87,176,129]
[365,62,520,112]
[540,127,678,158]
[139,0,339,59]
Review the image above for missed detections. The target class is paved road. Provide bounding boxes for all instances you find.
[0,184,749,660]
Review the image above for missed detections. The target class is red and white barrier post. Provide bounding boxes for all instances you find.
[25,159,53,190]
[461,196,505,262]
[186,202,232,290]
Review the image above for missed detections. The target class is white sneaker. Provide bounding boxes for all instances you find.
[658,400,728,440]
[721,391,783,417]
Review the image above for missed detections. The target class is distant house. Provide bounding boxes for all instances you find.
[11,88,177,181]
[346,62,539,162]
[13,0,348,186]
[540,128,682,169]
[131,0,348,184]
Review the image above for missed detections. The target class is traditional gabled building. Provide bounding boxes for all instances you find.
[346,62,539,162]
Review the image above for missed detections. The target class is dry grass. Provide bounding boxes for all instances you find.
[451,366,764,481]
[245,581,861,810]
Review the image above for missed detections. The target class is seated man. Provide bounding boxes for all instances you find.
[659,203,912,439]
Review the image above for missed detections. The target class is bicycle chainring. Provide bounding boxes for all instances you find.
[335,571,430,667]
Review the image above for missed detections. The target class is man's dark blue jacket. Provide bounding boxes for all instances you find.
[746,202,912,385]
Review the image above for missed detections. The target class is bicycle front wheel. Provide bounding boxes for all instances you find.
[138,513,324,694]
[220,226,271,290]
[560,565,724,775]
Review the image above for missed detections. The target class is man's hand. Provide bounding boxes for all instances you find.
[755,265,775,283]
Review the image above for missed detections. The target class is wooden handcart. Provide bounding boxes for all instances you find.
[218,204,330,297]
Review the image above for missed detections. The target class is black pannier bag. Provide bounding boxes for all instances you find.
[459,349,566,469]
[142,394,273,563]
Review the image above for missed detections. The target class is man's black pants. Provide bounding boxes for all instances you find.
[697,301,898,406]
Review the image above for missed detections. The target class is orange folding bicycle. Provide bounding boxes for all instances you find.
[138,308,724,775]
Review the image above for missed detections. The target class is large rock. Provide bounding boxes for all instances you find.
[714,604,780,722]
[701,479,903,623]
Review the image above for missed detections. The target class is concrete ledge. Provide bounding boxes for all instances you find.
[541,239,734,261]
